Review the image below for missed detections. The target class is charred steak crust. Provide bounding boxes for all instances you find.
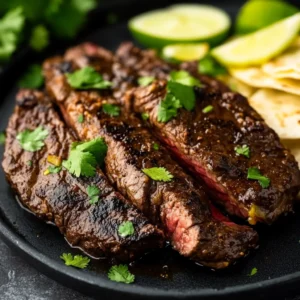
[43,52,258,269]
[2,89,164,261]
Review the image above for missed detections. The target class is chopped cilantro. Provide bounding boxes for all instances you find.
[60,253,90,269]
[29,25,49,51]
[153,143,159,151]
[27,160,33,167]
[46,165,62,175]
[62,138,107,177]
[138,76,155,87]
[202,105,214,114]
[118,221,134,237]
[0,132,5,145]
[108,264,135,284]
[102,104,120,117]
[235,145,250,158]
[16,127,48,152]
[247,167,270,188]
[141,113,149,121]
[249,267,257,276]
[66,67,112,90]
[19,64,44,89]
[78,114,84,123]
[87,185,100,204]
[169,70,201,88]
[157,94,182,123]
[198,55,227,77]
[142,167,173,182]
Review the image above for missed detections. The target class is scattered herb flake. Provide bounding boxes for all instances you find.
[198,55,227,77]
[18,64,44,89]
[118,221,134,237]
[247,167,270,188]
[87,185,100,204]
[0,132,5,145]
[60,253,90,269]
[249,267,257,276]
[202,105,214,114]
[62,138,107,177]
[27,160,33,167]
[235,145,250,158]
[29,25,49,51]
[142,167,173,182]
[66,67,112,90]
[78,114,84,123]
[157,94,182,123]
[141,113,149,121]
[102,104,120,117]
[16,127,48,152]
[169,70,201,88]
[138,76,155,87]
[153,143,159,150]
[45,165,62,175]
[108,264,135,284]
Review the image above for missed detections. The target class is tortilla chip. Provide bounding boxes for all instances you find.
[262,37,300,80]
[217,74,256,98]
[281,140,300,168]
[230,67,300,96]
[249,89,300,139]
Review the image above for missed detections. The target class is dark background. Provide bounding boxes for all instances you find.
[1,0,300,299]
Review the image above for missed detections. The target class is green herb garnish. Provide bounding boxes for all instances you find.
[202,105,214,114]
[153,143,159,150]
[157,94,182,123]
[87,185,100,204]
[169,70,201,88]
[138,76,155,87]
[62,138,107,177]
[198,55,227,77]
[16,127,48,152]
[142,167,173,182]
[249,267,257,276]
[118,221,135,237]
[235,145,250,158]
[0,132,5,145]
[46,165,62,174]
[27,160,33,167]
[102,104,120,117]
[66,67,112,90]
[19,64,44,89]
[141,113,149,121]
[29,25,49,51]
[108,265,135,284]
[78,114,84,123]
[60,253,90,269]
[247,167,270,188]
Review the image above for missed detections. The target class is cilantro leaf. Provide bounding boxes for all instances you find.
[138,76,155,87]
[118,221,134,237]
[247,167,270,188]
[141,113,149,121]
[169,70,201,87]
[27,160,33,167]
[29,25,49,51]
[16,127,48,152]
[87,185,100,204]
[19,64,44,89]
[202,105,214,114]
[102,104,120,117]
[45,165,62,175]
[198,55,227,77]
[142,167,173,182]
[157,94,182,123]
[235,145,250,158]
[78,114,84,123]
[60,253,90,269]
[0,132,5,145]
[66,67,112,90]
[0,7,25,61]
[153,143,159,151]
[108,265,135,284]
[63,138,107,177]
[249,267,257,276]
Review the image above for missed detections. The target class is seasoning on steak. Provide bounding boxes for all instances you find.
[130,80,300,224]
[2,89,164,261]
[43,54,258,269]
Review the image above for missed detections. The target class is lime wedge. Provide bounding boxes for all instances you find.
[129,4,231,49]
[212,13,300,67]
[162,43,209,62]
[236,0,299,34]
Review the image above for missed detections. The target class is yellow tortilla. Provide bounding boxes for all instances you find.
[249,89,300,139]
[230,67,300,96]
[262,37,300,80]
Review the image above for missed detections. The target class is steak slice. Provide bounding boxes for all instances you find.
[2,89,164,261]
[130,80,300,224]
[43,54,258,269]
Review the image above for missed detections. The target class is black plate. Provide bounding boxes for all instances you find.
[1,1,300,299]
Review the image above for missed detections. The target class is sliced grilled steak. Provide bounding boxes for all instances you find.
[2,89,164,261]
[130,80,300,224]
[43,54,258,269]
